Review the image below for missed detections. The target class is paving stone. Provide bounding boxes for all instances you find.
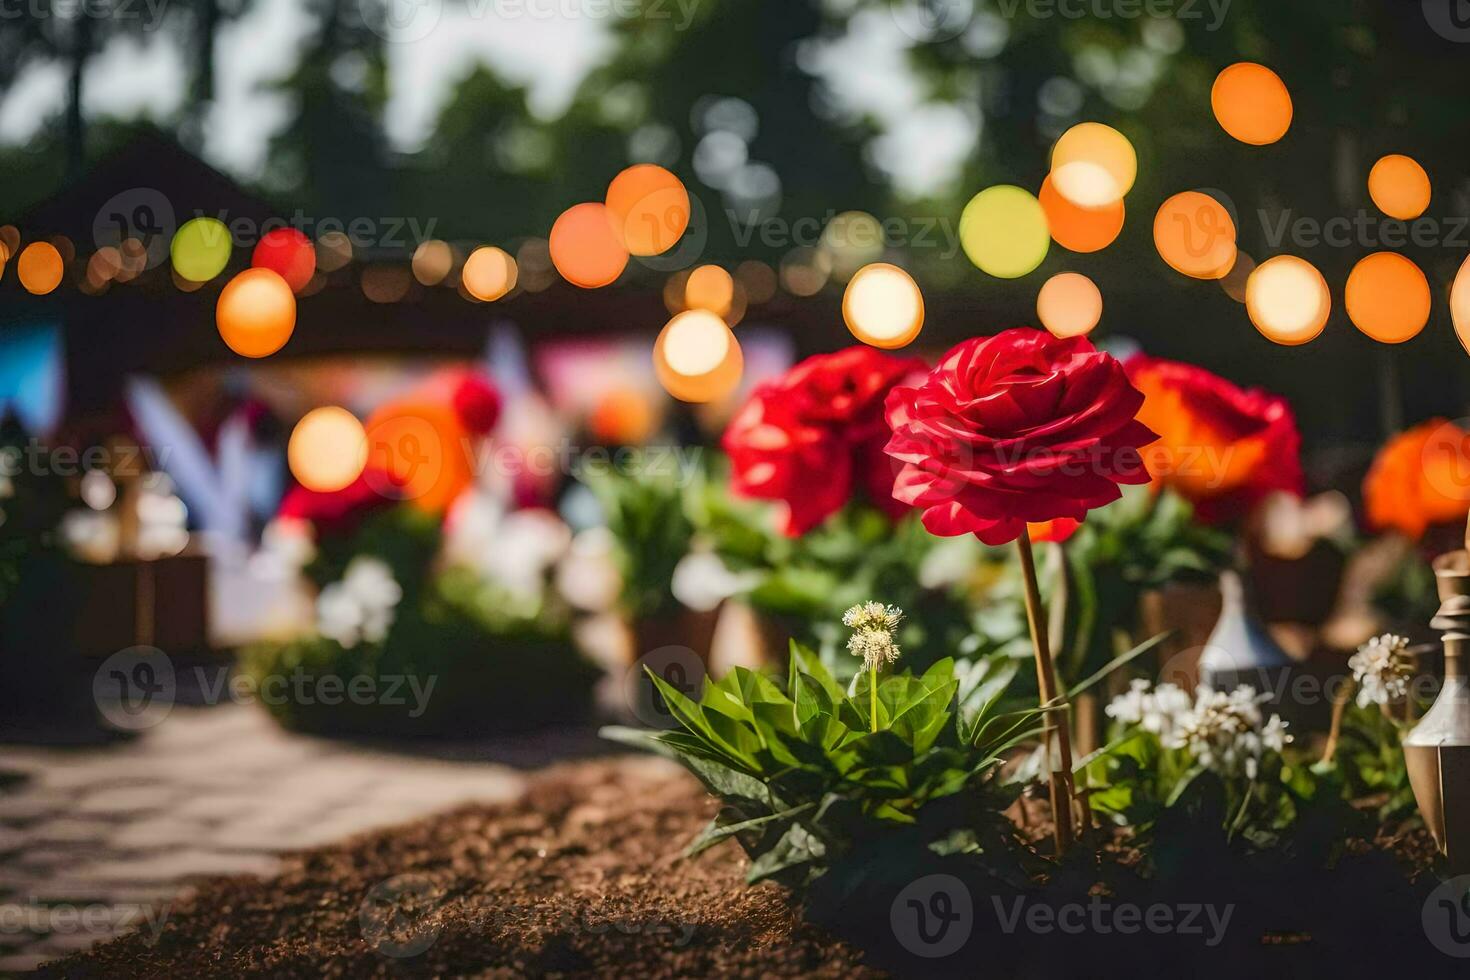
[26,818,115,847]
[74,786,177,818]
[108,817,210,852]
[0,795,64,824]
[15,849,85,872]
[81,850,280,884]
[0,826,25,856]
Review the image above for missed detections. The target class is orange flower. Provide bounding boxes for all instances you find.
[1364,419,1470,540]
[1125,356,1303,524]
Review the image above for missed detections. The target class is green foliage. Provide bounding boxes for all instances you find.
[1053,486,1232,682]
[305,505,442,596]
[1318,704,1418,825]
[604,645,1038,889]
[582,453,697,620]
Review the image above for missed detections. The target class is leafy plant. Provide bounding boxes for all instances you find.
[305,505,442,596]
[1318,704,1417,824]
[582,451,697,620]
[605,642,1043,890]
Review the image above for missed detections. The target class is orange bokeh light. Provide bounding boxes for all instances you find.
[550,203,629,288]
[288,407,368,493]
[364,399,473,515]
[1039,175,1124,253]
[653,309,744,403]
[216,267,297,358]
[684,264,734,317]
[1049,123,1137,208]
[1246,255,1330,346]
[605,164,690,256]
[1036,272,1102,338]
[1211,63,1292,145]
[842,263,924,349]
[1452,254,1470,357]
[17,242,64,295]
[1368,155,1431,221]
[1345,252,1430,344]
[1153,191,1237,280]
[462,246,517,301]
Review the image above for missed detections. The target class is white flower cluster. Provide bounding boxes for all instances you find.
[1106,680,1292,780]
[316,557,403,648]
[843,601,904,671]
[1348,633,1413,708]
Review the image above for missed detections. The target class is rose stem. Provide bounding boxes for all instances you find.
[870,661,878,733]
[1016,530,1076,854]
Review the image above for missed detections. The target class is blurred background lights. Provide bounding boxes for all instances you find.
[1039,175,1123,253]
[1451,253,1470,357]
[1368,154,1431,220]
[462,246,518,301]
[1153,190,1237,279]
[842,263,924,349]
[1036,272,1102,338]
[1246,255,1330,345]
[1219,251,1255,304]
[780,247,831,297]
[959,185,1049,279]
[411,239,453,286]
[252,228,316,293]
[171,217,232,282]
[316,231,353,273]
[819,211,885,282]
[653,309,744,403]
[550,203,629,288]
[683,264,735,317]
[1344,252,1430,344]
[288,407,368,493]
[216,267,297,358]
[17,241,64,295]
[1049,122,1137,207]
[604,164,690,256]
[1211,63,1292,145]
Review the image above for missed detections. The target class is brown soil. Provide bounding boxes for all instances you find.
[38,757,883,980]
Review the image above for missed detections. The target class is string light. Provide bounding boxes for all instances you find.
[1036,272,1102,338]
[1368,155,1431,220]
[550,203,629,288]
[252,228,316,293]
[217,267,296,358]
[1153,191,1237,279]
[288,407,367,492]
[653,309,743,402]
[17,242,63,295]
[1344,252,1430,344]
[171,217,232,282]
[843,263,924,349]
[1246,255,1330,346]
[1211,63,1292,145]
[1039,175,1123,253]
[959,185,1049,279]
[1049,123,1137,208]
[605,164,690,256]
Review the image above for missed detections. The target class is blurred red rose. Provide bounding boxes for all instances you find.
[278,468,393,537]
[884,328,1155,546]
[1125,355,1303,524]
[1363,418,1470,540]
[722,346,926,536]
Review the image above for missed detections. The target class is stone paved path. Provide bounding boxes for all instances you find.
[0,704,532,975]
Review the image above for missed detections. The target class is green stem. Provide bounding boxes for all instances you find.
[869,663,878,733]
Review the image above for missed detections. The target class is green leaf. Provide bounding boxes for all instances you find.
[746,821,827,884]
[685,803,816,857]
[1067,631,1170,700]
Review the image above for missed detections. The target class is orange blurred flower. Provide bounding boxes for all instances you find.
[1126,356,1303,524]
[1364,418,1470,540]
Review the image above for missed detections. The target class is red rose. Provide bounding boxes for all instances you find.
[1125,355,1303,524]
[722,346,927,536]
[278,468,394,537]
[884,328,1156,545]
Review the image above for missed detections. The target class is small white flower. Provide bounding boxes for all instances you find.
[843,601,904,671]
[1349,633,1413,708]
[316,557,401,648]
[1121,681,1292,779]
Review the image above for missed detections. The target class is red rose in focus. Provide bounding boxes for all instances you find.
[1125,355,1303,524]
[884,328,1156,546]
[722,346,927,535]
[1363,418,1470,540]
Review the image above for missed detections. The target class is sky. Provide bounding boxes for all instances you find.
[0,2,977,198]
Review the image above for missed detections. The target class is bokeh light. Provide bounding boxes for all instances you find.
[1344,252,1430,344]
[316,231,353,272]
[780,246,831,296]
[550,203,629,288]
[365,400,472,514]
[1153,190,1237,279]
[412,240,453,286]
[361,264,413,304]
[1219,251,1255,304]
[17,242,64,295]
[1246,255,1330,346]
[959,185,1050,279]
[171,217,232,282]
[515,238,555,292]
[842,263,924,349]
[87,246,122,290]
[1036,272,1102,338]
[653,309,744,402]
[735,260,777,305]
[288,407,367,493]
[216,267,296,358]
[1039,175,1124,253]
[820,211,886,281]
[1211,63,1292,145]
[684,264,734,317]
[1451,254,1470,357]
[462,246,518,301]
[1368,154,1431,220]
[605,164,690,256]
[252,228,316,292]
[1049,123,1137,207]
